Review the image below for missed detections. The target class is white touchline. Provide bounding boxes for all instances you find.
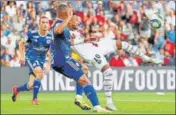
[1,98,175,102]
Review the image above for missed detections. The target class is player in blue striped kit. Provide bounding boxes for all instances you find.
[51,4,110,112]
[12,16,52,105]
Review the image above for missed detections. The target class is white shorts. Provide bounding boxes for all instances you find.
[96,38,117,56]
[71,38,117,70]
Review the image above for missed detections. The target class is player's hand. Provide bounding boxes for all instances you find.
[67,7,73,20]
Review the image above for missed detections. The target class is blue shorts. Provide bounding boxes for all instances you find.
[52,58,84,81]
[25,58,45,74]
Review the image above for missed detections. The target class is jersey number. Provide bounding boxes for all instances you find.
[94,54,102,64]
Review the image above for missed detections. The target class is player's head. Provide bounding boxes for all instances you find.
[68,15,79,30]
[39,16,49,32]
[56,4,69,20]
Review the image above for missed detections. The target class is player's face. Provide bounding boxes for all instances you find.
[39,18,49,31]
[70,16,79,29]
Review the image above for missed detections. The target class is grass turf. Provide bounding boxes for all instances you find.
[1,92,175,114]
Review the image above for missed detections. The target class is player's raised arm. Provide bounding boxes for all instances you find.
[54,4,73,34]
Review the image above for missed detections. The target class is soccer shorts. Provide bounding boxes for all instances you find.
[71,42,109,70]
[96,38,117,56]
[52,58,84,81]
[25,58,45,74]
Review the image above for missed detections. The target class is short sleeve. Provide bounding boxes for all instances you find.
[53,20,63,34]
[25,31,32,42]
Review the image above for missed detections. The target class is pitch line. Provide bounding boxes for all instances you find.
[1,98,175,103]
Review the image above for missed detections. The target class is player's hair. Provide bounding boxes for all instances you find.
[39,16,49,23]
[56,4,68,19]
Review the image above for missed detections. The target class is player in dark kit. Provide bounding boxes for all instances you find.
[51,4,110,112]
[12,16,52,105]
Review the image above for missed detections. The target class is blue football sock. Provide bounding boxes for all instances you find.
[17,83,30,92]
[33,79,41,99]
[76,82,83,96]
[83,84,99,106]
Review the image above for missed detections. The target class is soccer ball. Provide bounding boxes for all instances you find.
[150,13,163,29]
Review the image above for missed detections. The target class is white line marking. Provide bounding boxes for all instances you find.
[2,98,175,102]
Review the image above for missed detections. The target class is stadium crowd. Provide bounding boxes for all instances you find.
[1,0,175,67]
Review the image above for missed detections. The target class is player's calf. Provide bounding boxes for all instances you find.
[78,75,110,112]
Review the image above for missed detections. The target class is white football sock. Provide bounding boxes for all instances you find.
[103,68,114,105]
[121,41,151,61]
[76,95,83,99]
[93,105,101,110]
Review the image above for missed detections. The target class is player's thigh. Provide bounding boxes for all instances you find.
[26,59,44,80]
[97,39,117,55]
[64,58,85,81]
[71,43,96,63]
[92,53,109,70]
[33,66,44,80]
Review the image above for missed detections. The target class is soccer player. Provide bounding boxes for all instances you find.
[51,4,109,112]
[11,16,52,105]
[69,15,163,111]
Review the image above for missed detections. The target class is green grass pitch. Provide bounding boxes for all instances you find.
[1,92,175,114]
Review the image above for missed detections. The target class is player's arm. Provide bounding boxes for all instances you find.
[44,49,52,75]
[19,39,25,62]
[54,8,73,34]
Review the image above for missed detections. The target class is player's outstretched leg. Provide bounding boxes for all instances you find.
[75,64,91,110]
[11,74,35,102]
[12,83,30,102]
[78,75,111,113]
[118,40,163,64]
[75,83,91,110]
[101,65,117,111]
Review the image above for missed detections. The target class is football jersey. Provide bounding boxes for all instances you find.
[25,30,52,61]
[52,18,72,66]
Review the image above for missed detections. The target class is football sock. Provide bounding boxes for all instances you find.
[103,68,114,105]
[76,82,83,98]
[17,83,30,92]
[121,41,150,61]
[83,84,99,106]
[33,79,41,99]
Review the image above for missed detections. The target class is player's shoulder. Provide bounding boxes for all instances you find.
[46,31,53,39]
[53,18,63,27]
[30,30,38,34]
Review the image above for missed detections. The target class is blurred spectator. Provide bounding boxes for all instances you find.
[96,1,104,15]
[16,1,27,9]
[10,51,21,67]
[26,1,36,20]
[5,1,16,17]
[83,1,96,24]
[1,1,175,67]
[1,48,13,67]
[12,8,25,32]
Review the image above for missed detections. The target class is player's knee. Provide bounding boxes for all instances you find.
[34,70,44,80]
[78,75,91,86]
[28,82,34,89]
[116,39,122,50]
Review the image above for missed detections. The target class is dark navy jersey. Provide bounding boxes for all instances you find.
[25,30,52,61]
[52,18,72,66]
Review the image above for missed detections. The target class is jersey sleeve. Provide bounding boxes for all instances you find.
[52,20,67,36]
[25,31,32,42]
